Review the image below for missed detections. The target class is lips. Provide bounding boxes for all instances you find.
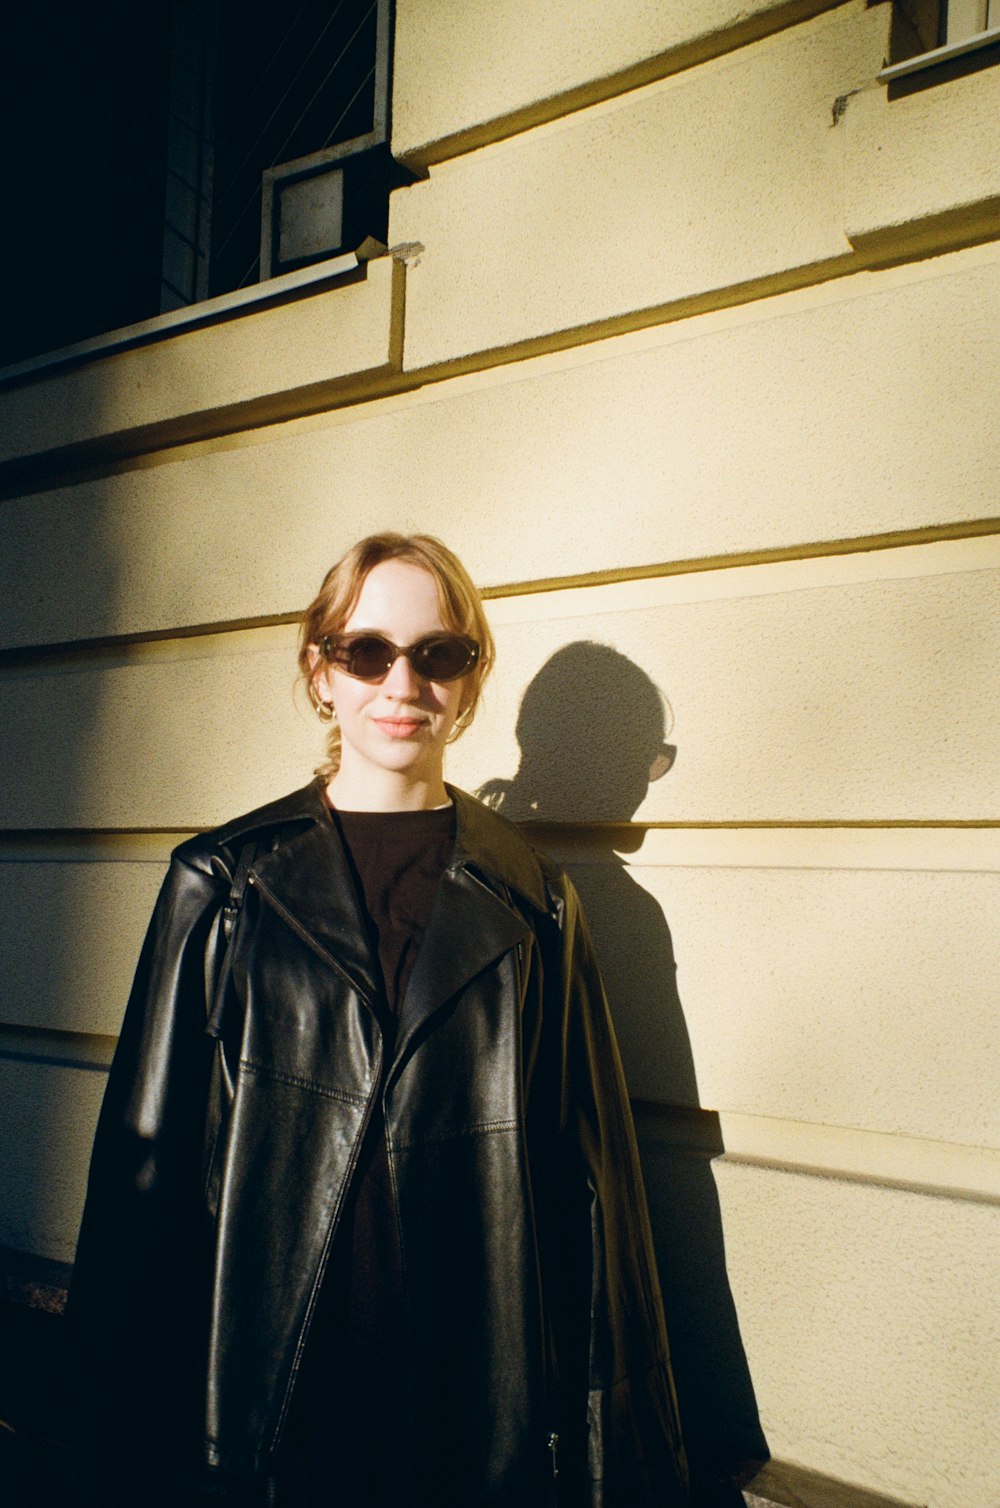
[373,717,427,739]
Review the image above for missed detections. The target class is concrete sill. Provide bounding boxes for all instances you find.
[878,25,1000,83]
[0,252,363,390]
[0,253,401,473]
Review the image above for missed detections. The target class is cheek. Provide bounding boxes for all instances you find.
[323,669,366,722]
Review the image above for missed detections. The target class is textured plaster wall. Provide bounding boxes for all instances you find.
[2,2,999,1502]
[3,550,999,830]
[390,4,887,365]
[391,0,844,158]
[3,245,998,648]
[0,1063,105,1262]
[689,1160,1000,1506]
[844,62,1000,244]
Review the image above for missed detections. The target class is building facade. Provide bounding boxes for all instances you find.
[1,2,998,1502]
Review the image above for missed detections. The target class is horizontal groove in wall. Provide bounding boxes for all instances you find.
[2,823,999,841]
[481,519,1000,603]
[4,222,998,493]
[396,0,842,169]
[0,1024,116,1072]
[2,519,998,667]
[538,823,1000,871]
[3,825,998,876]
[0,833,182,861]
[634,1103,1000,1205]
[532,819,1000,830]
[0,831,196,847]
[0,365,408,501]
[0,616,302,671]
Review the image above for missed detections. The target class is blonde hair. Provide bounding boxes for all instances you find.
[299,533,496,779]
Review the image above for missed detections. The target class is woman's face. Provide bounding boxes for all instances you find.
[312,559,472,802]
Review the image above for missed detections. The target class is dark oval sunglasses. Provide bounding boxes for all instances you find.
[319,632,480,683]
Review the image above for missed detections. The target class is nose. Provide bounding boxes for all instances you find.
[381,649,421,699]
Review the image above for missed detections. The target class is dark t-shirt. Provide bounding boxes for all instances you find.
[278,803,455,1505]
[335,803,456,1018]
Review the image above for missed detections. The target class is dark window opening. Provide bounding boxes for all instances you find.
[2,2,174,366]
[205,0,391,298]
[2,0,398,369]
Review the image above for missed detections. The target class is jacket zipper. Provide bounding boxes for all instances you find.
[248,873,385,1454]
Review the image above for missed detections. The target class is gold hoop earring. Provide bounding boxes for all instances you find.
[309,684,336,722]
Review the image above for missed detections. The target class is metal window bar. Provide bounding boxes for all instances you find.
[160,0,219,309]
[213,0,353,212]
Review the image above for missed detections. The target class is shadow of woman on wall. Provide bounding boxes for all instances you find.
[478,641,767,1503]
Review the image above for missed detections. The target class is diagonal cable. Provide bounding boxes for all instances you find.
[215,0,350,210]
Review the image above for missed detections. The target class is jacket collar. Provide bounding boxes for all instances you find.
[218,779,552,1028]
[216,778,552,915]
[446,784,551,914]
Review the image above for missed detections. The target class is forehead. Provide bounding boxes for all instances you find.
[344,559,446,630]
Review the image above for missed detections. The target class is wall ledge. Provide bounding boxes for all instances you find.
[0,252,363,391]
[392,0,844,169]
[0,255,404,473]
[739,1457,924,1508]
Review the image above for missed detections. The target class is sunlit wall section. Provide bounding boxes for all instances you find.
[1,2,998,1502]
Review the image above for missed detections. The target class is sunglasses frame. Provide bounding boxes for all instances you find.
[318,631,481,683]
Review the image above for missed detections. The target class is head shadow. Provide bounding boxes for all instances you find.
[479,641,767,1490]
[478,640,676,827]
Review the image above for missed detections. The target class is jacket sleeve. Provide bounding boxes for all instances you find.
[549,873,690,1507]
[66,839,233,1481]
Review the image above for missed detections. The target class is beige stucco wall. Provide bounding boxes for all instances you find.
[701,1160,1000,1503]
[2,3,998,1503]
[5,544,1000,831]
[4,245,997,649]
[844,61,1000,248]
[392,0,847,161]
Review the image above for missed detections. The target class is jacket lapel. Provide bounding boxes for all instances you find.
[250,812,382,1010]
[394,863,531,1058]
[241,781,549,1043]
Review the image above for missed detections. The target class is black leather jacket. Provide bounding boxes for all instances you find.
[70,780,688,1506]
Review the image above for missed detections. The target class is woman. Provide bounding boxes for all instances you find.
[69,533,689,1507]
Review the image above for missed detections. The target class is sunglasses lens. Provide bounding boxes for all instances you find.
[342,635,394,679]
[327,633,479,681]
[411,635,478,681]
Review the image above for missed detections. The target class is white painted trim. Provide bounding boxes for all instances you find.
[0,252,361,386]
[878,24,1000,82]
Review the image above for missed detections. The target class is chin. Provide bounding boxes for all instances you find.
[369,744,439,777]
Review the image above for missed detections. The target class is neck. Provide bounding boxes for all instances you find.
[326,766,450,813]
